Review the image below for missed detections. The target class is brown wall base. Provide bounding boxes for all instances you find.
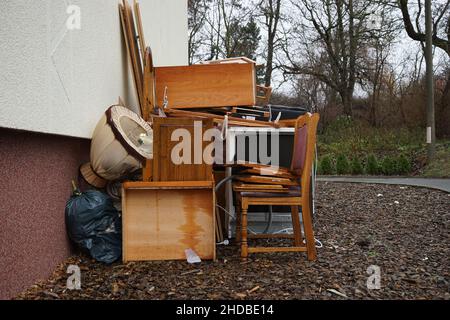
[0,128,90,299]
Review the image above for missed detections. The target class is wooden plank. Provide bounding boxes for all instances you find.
[236,175,299,186]
[247,246,307,253]
[142,48,151,120]
[223,162,290,172]
[277,119,298,128]
[123,180,214,189]
[143,47,156,115]
[122,186,215,261]
[119,2,143,114]
[124,0,143,77]
[134,0,146,61]
[155,63,256,109]
[122,186,128,262]
[168,113,276,128]
[291,205,303,246]
[152,115,161,181]
[244,197,303,206]
[233,182,290,193]
[241,168,295,179]
[165,109,278,128]
[142,48,152,181]
[234,183,285,189]
[233,187,290,193]
[248,234,295,239]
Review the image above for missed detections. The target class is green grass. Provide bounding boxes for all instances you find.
[420,142,450,178]
[317,116,449,177]
[318,117,424,160]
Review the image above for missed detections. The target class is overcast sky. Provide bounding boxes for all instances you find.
[248,0,449,95]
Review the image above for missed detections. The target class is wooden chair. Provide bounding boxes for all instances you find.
[233,113,320,261]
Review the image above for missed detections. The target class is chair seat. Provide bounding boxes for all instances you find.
[240,168,296,179]
[223,162,291,174]
[235,175,298,186]
[239,186,301,198]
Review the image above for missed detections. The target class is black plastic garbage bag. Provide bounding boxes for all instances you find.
[65,189,121,264]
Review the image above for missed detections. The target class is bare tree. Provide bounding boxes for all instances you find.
[188,0,211,64]
[361,5,402,126]
[198,0,260,59]
[259,0,283,87]
[399,0,450,56]
[399,0,450,137]
[281,0,376,116]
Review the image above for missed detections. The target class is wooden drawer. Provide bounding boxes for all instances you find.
[155,62,256,109]
[122,181,215,261]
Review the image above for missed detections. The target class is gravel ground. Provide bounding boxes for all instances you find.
[16,182,450,300]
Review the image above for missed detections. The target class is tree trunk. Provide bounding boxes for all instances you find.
[437,72,450,137]
[264,38,274,87]
[347,0,356,118]
[340,90,353,116]
[263,0,281,87]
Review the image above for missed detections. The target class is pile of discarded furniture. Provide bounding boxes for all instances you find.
[69,0,320,264]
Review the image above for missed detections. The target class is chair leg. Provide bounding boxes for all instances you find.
[301,200,317,261]
[235,198,241,243]
[240,199,249,260]
[290,206,303,247]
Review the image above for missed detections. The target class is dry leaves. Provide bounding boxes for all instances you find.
[15,183,450,300]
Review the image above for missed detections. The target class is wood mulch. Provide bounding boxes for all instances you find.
[16,182,450,300]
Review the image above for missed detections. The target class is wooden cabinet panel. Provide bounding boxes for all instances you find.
[122,181,215,261]
[155,63,256,108]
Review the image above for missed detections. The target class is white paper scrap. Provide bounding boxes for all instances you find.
[185,249,201,264]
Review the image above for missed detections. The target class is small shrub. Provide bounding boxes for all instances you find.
[381,156,397,175]
[336,154,350,175]
[351,157,364,175]
[366,154,379,175]
[319,155,334,175]
[397,154,412,175]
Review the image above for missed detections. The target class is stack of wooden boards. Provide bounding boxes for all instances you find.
[119,0,288,262]
[119,1,277,126]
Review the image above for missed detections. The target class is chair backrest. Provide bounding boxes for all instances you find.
[290,113,320,194]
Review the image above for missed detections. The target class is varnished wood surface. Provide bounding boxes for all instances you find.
[122,182,215,261]
[155,63,256,109]
[152,117,214,182]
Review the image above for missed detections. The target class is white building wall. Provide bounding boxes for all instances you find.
[0,0,188,139]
